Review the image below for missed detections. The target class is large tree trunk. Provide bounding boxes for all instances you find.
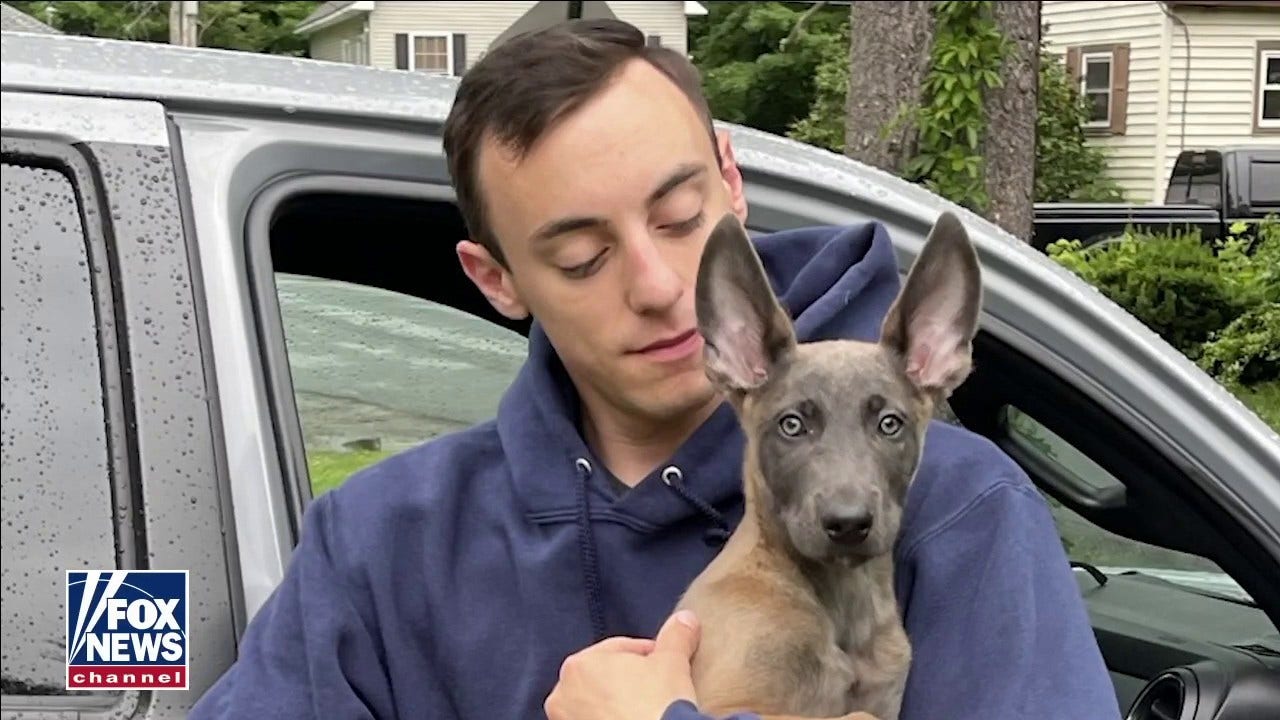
[844,1,936,174]
[981,1,1041,240]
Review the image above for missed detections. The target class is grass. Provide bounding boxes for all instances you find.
[1232,380,1280,433]
[307,449,394,497]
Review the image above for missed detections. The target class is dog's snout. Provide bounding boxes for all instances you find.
[821,510,873,546]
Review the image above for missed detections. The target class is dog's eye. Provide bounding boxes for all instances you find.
[778,413,806,437]
[878,413,904,436]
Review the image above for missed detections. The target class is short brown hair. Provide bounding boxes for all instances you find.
[442,18,720,267]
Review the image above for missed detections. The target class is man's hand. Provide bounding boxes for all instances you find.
[544,610,701,720]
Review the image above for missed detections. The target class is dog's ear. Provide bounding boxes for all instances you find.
[879,210,983,399]
[695,212,797,393]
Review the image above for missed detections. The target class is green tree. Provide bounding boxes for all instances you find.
[8,1,320,57]
[694,2,1122,205]
[689,1,849,138]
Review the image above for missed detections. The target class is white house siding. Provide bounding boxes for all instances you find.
[1159,6,1280,196]
[368,1,538,71]
[1042,1,1169,202]
[309,16,367,64]
[609,1,690,56]
[367,1,689,73]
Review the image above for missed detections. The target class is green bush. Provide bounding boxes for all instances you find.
[1217,219,1280,306]
[1197,302,1280,386]
[1046,230,1249,356]
[1047,216,1279,431]
[1035,49,1124,203]
[1047,216,1278,360]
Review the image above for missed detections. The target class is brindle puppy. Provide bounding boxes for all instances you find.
[675,210,983,720]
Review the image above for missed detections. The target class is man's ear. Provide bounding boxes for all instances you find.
[695,212,795,393]
[456,239,530,320]
[878,211,982,399]
[716,130,748,223]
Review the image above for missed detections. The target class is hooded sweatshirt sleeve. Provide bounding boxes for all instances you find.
[661,700,760,720]
[896,476,1121,720]
[188,490,399,720]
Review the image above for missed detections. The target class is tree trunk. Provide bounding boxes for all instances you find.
[844,1,936,174]
[981,1,1041,240]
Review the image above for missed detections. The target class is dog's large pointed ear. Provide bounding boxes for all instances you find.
[879,211,983,398]
[695,212,797,393]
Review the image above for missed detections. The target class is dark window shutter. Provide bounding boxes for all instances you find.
[395,33,409,70]
[646,35,661,48]
[1065,46,1081,86]
[453,33,467,75]
[1110,43,1130,135]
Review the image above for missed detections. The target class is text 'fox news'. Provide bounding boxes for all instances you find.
[65,570,189,691]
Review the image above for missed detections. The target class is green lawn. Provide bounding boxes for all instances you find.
[308,449,394,497]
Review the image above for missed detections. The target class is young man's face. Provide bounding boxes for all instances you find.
[458,58,748,428]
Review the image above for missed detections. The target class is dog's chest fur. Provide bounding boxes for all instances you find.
[806,556,912,719]
[679,532,912,719]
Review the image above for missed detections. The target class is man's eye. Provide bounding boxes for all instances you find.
[661,212,705,235]
[560,250,606,279]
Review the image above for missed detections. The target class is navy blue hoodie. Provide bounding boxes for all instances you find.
[190,221,1120,720]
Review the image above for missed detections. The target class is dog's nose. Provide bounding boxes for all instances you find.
[821,510,873,546]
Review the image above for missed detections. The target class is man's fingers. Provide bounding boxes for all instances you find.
[593,636,657,655]
[652,609,700,660]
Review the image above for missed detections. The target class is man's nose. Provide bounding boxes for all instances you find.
[622,233,683,313]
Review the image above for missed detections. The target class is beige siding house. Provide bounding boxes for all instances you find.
[297,1,705,77]
[1042,0,1280,203]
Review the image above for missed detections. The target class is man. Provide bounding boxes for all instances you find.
[189,18,1119,720]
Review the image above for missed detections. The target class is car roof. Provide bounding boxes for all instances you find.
[4,28,1278,469]
[1,29,458,126]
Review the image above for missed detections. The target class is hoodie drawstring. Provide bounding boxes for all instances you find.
[661,466,732,546]
[573,460,732,645]
[574,457,607,643]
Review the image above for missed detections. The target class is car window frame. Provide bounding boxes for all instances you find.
[242,174,467,525]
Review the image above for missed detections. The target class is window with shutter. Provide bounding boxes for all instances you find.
[411,34,452,75]
[1257,41,1280,133]
[1065,43,1128,136]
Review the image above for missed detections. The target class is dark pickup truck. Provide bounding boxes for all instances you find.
[1030,146,1280,251]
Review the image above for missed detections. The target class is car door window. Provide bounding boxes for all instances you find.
[256,190,530,499]
[1004,407,1251,604]
[1,161,119,696]
[274,272,529,495]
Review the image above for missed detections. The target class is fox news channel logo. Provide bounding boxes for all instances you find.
[65,570,189,691]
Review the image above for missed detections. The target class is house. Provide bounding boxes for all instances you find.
[1042,0,1280,203]
[295,1,707,76]
[1,2,62,34]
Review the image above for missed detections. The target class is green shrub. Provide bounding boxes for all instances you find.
[1034,49,1125,203]
[1046,230,1247,356]
[1197,302,1280,386]
[1217,219,1280,306]
[1045,213,1280,431]
[1047,215,1279,359]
